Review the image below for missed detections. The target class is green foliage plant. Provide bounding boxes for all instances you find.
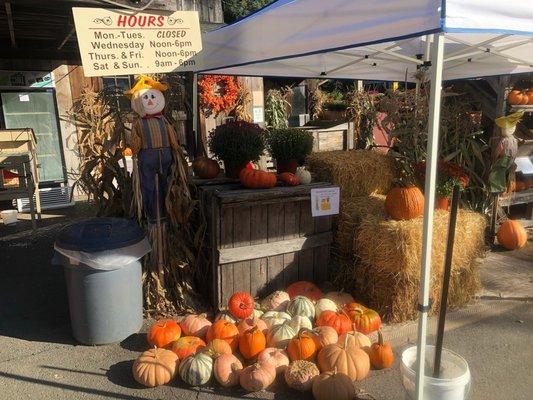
[208,120,265,165]
[266,128,314,162]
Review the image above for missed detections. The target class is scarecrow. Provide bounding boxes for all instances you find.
[125,75,179,221]
[125,75,182,292]
[488,111,523,193]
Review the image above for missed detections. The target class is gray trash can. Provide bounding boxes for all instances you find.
[53,218,150,345]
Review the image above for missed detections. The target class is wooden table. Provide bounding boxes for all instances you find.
[194,180,334,310]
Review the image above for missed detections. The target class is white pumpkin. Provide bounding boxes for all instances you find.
[251,308,264,319]
[178,352,213,386]
[287,296,315,320]
[267,322,296,349]
[325,291,354,306]
[315,298,338,317]
[296,167,312,185]
[261,291,290,312]
[261,311,292,328]
[288,315,313,333]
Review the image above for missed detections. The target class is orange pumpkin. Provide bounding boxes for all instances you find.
[368,330,394,369]
[239,168,277,189]
[239,326,267,360]
[316,310,352,336]
[238,317,268,335]
[280,172,300,186]
[317,335,370,381]
[171,336,206,359]
[132,348,179,387]
[228,291,254,319]
[122,147,132,157]
[385,185,425,220]
[286,281,323,301]
[257,347,290,374]
[515,181,527,192]
[343,303,382,335]
[308,326,339,350]
[507,89,527,105]
[213,353,243,387]
[206,320,240,351]
[192,156,220,179]
[180,313,212,340]
[312,370,356,400]
[147,320,181,349]
[527,90,533,105]
[239,362,277,392]
[206,338,233,358]
[497,220,527,250]
[436,196,449,211]
[287,330,317,362]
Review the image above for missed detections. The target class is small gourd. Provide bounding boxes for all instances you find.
[284,360,320,391]
[296,167,312,185]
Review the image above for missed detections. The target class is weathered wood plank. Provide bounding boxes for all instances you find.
[232,205,251,293]
[219,206,234,307]
[217,182,332,204]
[283,201,299,285]
[219,232,333,264]
[250,205,268,296]
[298,199,315,281]
[267,203,285,292]
[313,245,330,283]
[219,206,234,249]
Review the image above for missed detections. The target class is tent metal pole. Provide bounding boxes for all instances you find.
[415,32,445,400]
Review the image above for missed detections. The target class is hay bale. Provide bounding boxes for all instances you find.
[334,256,481,323]
[307,150,398,197]
[355,210,487,280]
[336,195,386,255]
[333,209,487,322]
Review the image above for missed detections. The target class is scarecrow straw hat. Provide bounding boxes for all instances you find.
[495,111,524,129]
[125,75,168,98]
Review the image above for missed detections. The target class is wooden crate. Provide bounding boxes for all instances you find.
[196,181,333,310]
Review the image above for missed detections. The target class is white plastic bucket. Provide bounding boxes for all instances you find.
[1,209,18,225]
[401,345,471,400]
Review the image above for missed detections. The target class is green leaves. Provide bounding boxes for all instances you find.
[266,128,314,162]
[208,120,266,165]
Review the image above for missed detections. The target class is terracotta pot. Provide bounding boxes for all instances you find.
[224,160,249,179]
[276,159,298,174]
[436,196,449,211]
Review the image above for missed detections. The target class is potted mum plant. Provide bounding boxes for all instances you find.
[266,128,314,173]
[208,121,265,179]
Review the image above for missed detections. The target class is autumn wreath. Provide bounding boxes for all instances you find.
[198,75,239,117]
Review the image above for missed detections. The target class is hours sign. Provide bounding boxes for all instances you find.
[72,8,202,77]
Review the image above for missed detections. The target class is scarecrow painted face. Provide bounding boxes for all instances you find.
[138,88,165,114]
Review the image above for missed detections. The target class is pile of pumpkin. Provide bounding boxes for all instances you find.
[132,281,393,399]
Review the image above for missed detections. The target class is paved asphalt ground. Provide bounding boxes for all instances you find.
[0,204,531,400]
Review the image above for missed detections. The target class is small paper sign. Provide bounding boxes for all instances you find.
[253,107,264,123]
[72,7,202,77]
[311,187,340,217]
[515,156,533,175]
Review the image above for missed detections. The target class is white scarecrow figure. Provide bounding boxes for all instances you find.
[125,75,179,222]
[489,111,524,193]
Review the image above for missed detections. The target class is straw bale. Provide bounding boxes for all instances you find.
[332,209,486,322]
[355,210,487,280]
[307,150,398,197]
[336,195,386,256]
[334,256,481,323]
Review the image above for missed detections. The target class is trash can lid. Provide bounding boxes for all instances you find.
[56,218,145,252]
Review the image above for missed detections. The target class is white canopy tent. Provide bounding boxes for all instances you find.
[186,1,533,398]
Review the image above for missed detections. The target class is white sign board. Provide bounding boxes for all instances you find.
[311,187,340,217]
[515,156,533,175]
[72,8,202,77]
[253,107,264,123]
